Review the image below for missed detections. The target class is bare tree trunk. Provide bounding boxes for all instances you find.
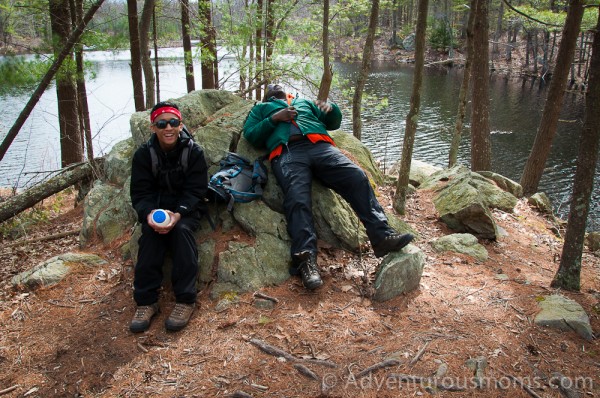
[551,12,600,291]
[72,0,94,166]
[393,0,429,214]
[264,0,275,79]
[49,0,82,167]
[127,0,145,111]
[470,0,491,171]
[519,0,585,195]
[352,0,380,141]
[199,0,216,89]
[448,0,476,167]
[139,0,156,109]
[0,0,105,163]
[255,0,263,100]
[181,0,195,93]
[317,0,333,101]
[0,159,104,224]
[152,6,160,103]
[492,0,503,59]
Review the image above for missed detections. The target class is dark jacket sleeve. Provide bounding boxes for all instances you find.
[175,144,208,216]
[130,145,158,223]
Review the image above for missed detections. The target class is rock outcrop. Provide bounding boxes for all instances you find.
[80,90,420,300]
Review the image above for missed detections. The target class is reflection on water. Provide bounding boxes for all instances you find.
[336,62,596,227]
[0,53,597,228]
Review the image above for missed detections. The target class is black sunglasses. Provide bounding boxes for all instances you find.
[154,118,181,129]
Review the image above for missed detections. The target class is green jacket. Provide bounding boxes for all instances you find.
[243,97,342,152]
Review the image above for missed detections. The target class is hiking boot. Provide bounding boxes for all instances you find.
[130,303,159,333]
[165,303,195,331]
[372,233,414,258]
[296,252,323,290]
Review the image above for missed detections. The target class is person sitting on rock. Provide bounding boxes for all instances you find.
[129,101,208,333]
[243,84,414,290]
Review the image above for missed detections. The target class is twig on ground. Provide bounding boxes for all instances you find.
[0,385,19,396]
[137,342,148,353]
[47,299,76,308]
[355,359,401,378]
[294,363,319,380]
[301,358,338,368]
[253,291,279,303]
[249,338,295,361]
[5,229,81,248]
[409,341,430,367]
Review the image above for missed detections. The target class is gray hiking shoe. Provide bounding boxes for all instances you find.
[165,303,195,331]
[130,303,159,333]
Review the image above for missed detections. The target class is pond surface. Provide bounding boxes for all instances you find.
[0,50,596,228]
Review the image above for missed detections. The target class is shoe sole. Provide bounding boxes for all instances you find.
[374,234,414,258]
[165,322,188,332]
[303,278,323,290]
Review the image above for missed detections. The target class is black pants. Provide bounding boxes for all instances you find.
[271,140,393,258]
[133,214,201,305]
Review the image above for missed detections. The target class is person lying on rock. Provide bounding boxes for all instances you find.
[129,101,209,333]
[243,84,414,290]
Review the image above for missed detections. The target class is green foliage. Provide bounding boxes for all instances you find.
[428,17,455,50]
[0,55,52,92]
[581,7,599,31]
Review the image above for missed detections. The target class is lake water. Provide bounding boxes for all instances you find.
[0,49,596,228]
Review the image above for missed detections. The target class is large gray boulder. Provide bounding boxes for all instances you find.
[373,244,424,302]
[83,90,418,297]
[421,166,518,239]
[534,295,593,341]
[431,233,488,262]
[11,252,107,288]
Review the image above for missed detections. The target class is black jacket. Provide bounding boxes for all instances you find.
[130,132,208,223]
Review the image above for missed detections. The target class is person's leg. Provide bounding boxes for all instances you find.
[168,215,201,304]
[311,143,392,244]
[271,142,317,257]
[164,214,201,331]
[131,223,166,332]
[271,142,322,289]
[134,223,167,305]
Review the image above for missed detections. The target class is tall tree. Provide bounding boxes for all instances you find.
[470,0,491,171]
[71,0,93,164]
[49,0,83,167]
[0,0,105,163]
[393,0,429,214]
[139,0,156,109]
[519,0,585,195]
[199,0,216,89]
[448,0,476,167]
[317,0,333,101]
[181,0,195,92]
[551,12,600,291]
[351,0,380,141]
[127,0,145,111]
[255,0,263,100]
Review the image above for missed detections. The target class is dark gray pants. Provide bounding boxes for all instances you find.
[133,214,200,305]
[271,140,393,258]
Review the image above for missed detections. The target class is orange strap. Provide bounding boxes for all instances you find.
[268,133,336,161]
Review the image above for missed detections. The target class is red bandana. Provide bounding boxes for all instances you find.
[150,107,182,123]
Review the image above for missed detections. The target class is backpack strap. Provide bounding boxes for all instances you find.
[149,144,159,178]
[252,155,269,196]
